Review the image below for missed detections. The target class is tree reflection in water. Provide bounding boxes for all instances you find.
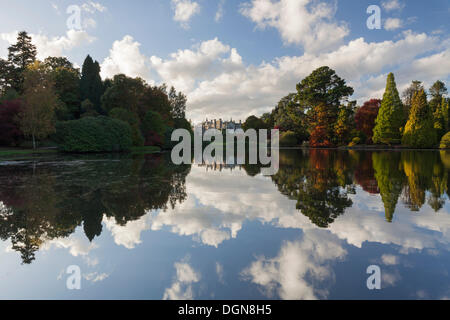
[0,154,191,264]
[1,149,450,264]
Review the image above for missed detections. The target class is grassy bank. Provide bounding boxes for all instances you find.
[0,148,58,158]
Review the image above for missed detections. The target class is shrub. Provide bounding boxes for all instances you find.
[440,132,450,149]
[280,131,298,147]
[55,116,132,152]
[348,137,361,147]
[0,100,23,146]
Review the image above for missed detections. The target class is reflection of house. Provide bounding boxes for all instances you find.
[202,118,242,133]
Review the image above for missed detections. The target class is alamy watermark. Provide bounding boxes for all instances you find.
[366,265,381,290]
[171,129,280,176]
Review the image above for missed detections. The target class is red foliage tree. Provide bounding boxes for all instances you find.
[0,99,24,146]
[355,99,381,144]
[309,103,334,147]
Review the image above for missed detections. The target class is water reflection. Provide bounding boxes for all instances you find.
[0,150,450,299]
[0,154,191,264]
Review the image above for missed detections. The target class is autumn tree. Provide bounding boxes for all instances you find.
[20,62,59,149]
[373,73,405,145]
[296,66,354,146]
[334,102,356,146]
[355,99,381,144]
[402,80,424,117]
[402,89,437,148]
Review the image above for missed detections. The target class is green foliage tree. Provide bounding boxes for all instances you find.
[101,74,146,115]
[80,55,103,113]
[45,57,81,120]
[6,31,37,93]
[20,62,59,149]
[169,86,187,119]
[109,107,144,146]
[80,99,99,118]
[272,93,309,143]
[242,115,267,131]
[440,132,450,149]
[296,66,354,109]
[142,110,167,146]
[373,73,405,145]
[402,89,437,148]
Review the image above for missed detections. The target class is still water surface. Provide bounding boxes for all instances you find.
[0,149,450,299]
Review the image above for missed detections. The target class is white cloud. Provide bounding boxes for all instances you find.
[215,0,226,22]
[381,254,399,265]
[240,0,349,53]
[82,1,107,13]
[382,0,405,12]
[385,18,403,31]
[163,261,200,300]
[172,0,200,28]
[103,215,150,249]
[100,35,152,81]
[83,272,110,282]
[242,230,347,300]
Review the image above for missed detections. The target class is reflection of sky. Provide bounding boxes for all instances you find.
[1,165,450,300]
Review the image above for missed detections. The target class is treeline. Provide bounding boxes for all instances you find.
[0,31,192,152]
[242,66,449,149]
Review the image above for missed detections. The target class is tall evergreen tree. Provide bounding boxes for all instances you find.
[80,55,103,114]
[402,80,423,117]
[373,73,405,145]
[6,31,37,93]
[402,89,437,148]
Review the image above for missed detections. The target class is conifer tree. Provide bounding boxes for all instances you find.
[373,73,405,145]
[80,55,104,114]
[402,89,437,148]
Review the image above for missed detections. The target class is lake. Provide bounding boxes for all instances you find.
[0,149,450,300]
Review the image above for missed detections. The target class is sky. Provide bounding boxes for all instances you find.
[0,0,449,123]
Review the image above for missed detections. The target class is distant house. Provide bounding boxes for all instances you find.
[201,118,242,133]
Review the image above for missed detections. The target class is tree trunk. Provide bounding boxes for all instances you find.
[32,134,36,150]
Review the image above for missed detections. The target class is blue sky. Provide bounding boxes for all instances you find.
[0,0,449,122]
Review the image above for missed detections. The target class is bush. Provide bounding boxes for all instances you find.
[0,100,23,146]
[55,116,132,152]
[440,132,450,149]
[348,137,361,147]
[280,131,298,147]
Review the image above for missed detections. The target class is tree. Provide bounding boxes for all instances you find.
[109,108,144,146]
[334,102,356,146]
[80,55,103,113]
[80,99,99,118]
[45,57,81,120]
[309,103,334,147]
[169,86,187,119]
[429,80,448,113]
[373,73,405,145]
[139,85,173,125]
[242,115,267,131]
[402,89,437,148]
[355,99,381,144]
[7,31,37,93]
[20,62,59,149]
[272,93,309,143]
[296,67,353,146]
[434,97,449,140]
[142,110,166,147]
[0,99,23,146]
[296,66,354,110]
[402,80,424,117]
[101,74,146,115]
